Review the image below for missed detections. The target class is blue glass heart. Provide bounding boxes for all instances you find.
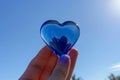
[40,20,80,57]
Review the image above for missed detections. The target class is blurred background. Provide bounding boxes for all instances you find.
[0,0,120,80]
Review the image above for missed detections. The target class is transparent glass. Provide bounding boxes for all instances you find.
[40,20,80,57]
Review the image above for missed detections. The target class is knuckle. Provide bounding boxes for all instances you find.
[46,66,53,73]
[54,67,66,77]
[30,60,43,70]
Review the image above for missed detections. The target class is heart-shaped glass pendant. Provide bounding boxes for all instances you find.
[40,20,80,57]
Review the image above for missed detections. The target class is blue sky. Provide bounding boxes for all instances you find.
[0,0,120,80]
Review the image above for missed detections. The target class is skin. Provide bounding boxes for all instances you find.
[19,46,78,80]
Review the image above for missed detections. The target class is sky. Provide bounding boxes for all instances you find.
[0,0,120,80]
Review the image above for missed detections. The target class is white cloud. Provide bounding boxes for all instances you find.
[109,63,120,72]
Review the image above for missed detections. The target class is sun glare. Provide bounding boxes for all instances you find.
[108,0,120,16]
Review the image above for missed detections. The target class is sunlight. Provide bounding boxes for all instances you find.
[108,0,120,16]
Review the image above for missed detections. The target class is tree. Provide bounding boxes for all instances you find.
[71,74,83,80]
[108,74,116,80]
[108,74,120,80]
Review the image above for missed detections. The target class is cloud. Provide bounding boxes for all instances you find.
[109,63,120,72]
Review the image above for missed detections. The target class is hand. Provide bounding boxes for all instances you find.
[19,46,78,80]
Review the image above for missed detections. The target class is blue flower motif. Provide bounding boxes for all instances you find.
[49,36,71,56]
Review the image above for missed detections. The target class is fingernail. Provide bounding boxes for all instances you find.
[59,55,70,64]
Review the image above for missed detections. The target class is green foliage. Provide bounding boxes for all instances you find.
[108,74,120,80]
[72,73,120,80]
[71,74,82,80]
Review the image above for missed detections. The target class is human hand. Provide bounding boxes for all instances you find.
[19,46,78,80]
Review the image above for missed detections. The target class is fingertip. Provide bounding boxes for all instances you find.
[68,48,78,57]
[59,55,70,64]
[49,55,71,80]
[36,45,52,58]
[66,49,78,80]
[40,46,52,53]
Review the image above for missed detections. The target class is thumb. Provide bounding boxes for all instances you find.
[49,55,71,80]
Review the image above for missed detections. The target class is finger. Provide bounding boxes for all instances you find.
[66,49,78,80]
[49,55,71,80]
[40,52,58,80]
[19,46,53,80]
